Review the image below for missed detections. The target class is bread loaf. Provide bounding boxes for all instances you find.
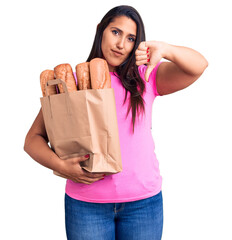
[89,58,111,89]
[40,70,56,97]
[40,58,110,96]
[75,62,91,90]
[54,64,77,93]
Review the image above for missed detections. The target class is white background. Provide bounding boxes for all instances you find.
[1,0,231,239]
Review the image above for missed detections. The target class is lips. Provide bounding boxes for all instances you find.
[112,50,123,56]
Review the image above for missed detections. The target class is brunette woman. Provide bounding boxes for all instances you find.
[24,5,208,240]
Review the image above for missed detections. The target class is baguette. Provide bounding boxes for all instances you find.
[54,64,77,93]
[40,70,56,97]
[89,58,111,89]
[75,62,91,90]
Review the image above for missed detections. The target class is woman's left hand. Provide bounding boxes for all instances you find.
[135,41,166,82]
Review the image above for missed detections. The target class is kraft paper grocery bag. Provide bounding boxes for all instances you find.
[40,79,122,176]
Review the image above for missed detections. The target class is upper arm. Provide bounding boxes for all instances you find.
[156,62,202,96]
[24,108,49,146]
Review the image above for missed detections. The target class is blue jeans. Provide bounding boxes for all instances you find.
[65,191,163,240]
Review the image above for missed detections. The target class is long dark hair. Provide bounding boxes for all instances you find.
[87,5,146,133]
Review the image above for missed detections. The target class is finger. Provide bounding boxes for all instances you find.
[136,54,149,62]
[81,176,104,184]
[137,41,147,51]
[86,174,105,179]
[135,49,147,56]
[78,179,92,185]
[72,176,94,184]
[136,59,149,66]
[81,169,104,178]
[78,154,90,162]
[68,155,89,164]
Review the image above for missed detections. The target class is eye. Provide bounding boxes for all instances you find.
[112,30,119,35]
[128,37,135,42]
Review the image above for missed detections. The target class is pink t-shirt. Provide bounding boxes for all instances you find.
[65,62,162,203]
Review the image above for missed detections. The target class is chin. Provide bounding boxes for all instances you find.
[106,61,119,71]
[109,59,124,68]
[104,54,125,70]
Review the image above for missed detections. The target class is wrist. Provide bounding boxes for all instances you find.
[50,153,64,173]
[161,42,173,60]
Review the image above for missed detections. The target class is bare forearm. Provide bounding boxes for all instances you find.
[24,135,62,172]
[162,43,208,76]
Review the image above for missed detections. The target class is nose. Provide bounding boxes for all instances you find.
[116,37,125,50]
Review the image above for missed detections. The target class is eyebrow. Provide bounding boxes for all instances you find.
[110,27,136,38]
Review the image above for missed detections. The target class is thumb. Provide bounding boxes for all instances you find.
[145,64,156,82]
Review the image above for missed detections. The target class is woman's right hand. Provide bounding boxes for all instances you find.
[56,154,105,184]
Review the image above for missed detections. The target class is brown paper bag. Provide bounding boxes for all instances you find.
[40,79,122,176]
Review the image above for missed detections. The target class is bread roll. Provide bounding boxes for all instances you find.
[54,64,77,93]
[40,70,56,97]
[75,62,91,90]
[89,58,111,89]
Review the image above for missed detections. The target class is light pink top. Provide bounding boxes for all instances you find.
[65,62,162,203]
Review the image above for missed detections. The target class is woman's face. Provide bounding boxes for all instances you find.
[101,16,137,72]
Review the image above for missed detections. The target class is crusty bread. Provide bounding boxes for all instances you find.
[41,59,110,96]
[89,58,111,89]
[75,62,91,90]
[54,64,77,93]
[40,70,56,97]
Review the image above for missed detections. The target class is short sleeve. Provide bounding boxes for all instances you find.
[138,62,162,97]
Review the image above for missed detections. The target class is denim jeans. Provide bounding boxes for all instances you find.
[65,191,163,240]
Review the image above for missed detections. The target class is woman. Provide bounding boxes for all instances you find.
[24,5,208,240]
